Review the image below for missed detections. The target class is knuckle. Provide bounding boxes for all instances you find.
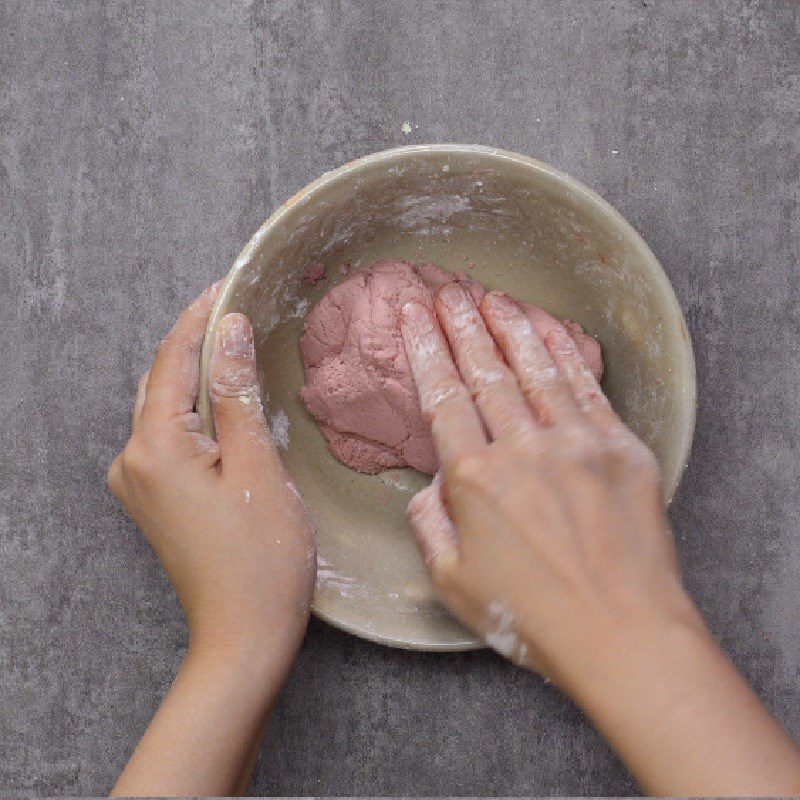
[210,385,264,417]
[177,411,203,434]
[208,366,259,400]
[473,380,517,416]
[521,384,546,410]
[523,386,571,427]
[600,433,660,478]
[521,365,559,398]
[448,450,488,489]
[558,423,598,459]
[576,386,609,412]
[587,529,625,572]
[629,445,661,484]
[120,437,159,484]
[174,413,218,454]
[508,425,541,457]
[426,381,468,417]
[599,440,629,470]
[551,427,619,480]
[185,431,221,460]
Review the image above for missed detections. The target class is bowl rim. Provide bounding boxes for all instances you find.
[198,143,698,651]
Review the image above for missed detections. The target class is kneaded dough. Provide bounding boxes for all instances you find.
[299,259,603,475]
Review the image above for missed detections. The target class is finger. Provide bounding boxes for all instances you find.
[543,326,622,433]
[522,305,603,381]
[141,282,221,424]
[480,291,579,426]
[177,410,221,464]
[400,302,487,468]
[435,283,535,441]
[131,371,149,433]
[407,472,459,568]
[208,312,283,481]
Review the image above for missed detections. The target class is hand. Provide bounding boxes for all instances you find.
[401,282,692,680]
[108,285,315,795]
[109,285,315,661]
[401,282,800,796]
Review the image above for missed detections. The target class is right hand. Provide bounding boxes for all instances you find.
[401,283,703,688]
[401,283,800,797]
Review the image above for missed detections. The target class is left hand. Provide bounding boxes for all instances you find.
[108,284,315,795]
[108,284,315,671]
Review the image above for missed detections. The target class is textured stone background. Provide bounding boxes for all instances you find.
[1,0,798,795]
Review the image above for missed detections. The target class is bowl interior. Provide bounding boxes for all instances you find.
[199,145,696,650]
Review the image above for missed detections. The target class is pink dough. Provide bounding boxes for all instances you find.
[299,259,603,475]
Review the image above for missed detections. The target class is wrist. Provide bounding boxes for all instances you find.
[186,625,297,704]
[551,594,800,796]
[568,603,713,720]
[185,599,310,679]
[540,580,711,715]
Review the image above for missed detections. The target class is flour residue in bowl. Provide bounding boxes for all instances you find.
[269,408,290,449]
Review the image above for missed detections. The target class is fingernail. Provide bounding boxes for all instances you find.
[482,290,515,315]
[438,282,470,310]
[544,326,573,350]
[217,313,254,358]
[401,302,425,324]
[485,289,510,305]
[201,280,223,303]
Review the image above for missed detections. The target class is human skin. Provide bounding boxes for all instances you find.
[107,281,800,797]
[401,282,800,796]
[107,285,315,796]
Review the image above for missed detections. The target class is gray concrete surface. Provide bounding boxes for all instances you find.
[1,0,798,795]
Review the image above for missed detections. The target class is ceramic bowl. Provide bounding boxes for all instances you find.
[198,144,696,651]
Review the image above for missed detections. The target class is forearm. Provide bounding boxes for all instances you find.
[233,715,271,795]
[566,612,800,796]
[111,643,285,797]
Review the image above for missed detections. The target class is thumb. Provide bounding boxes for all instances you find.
[407,472,459,572]
[208,313,282,480]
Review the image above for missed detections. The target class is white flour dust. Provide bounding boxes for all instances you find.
[269,409,290,449]
[288,297,309,319]
[316,554,358,597]
[380,474,413,492]
[484,601,528,665]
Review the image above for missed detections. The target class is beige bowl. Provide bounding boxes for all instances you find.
[198,144,696,651]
